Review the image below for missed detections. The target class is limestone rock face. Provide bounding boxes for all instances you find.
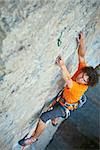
[0,0,99,150]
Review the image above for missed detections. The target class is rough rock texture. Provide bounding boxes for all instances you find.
[0,0,100,150]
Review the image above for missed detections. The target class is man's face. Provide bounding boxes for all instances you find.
[76,72,89,85]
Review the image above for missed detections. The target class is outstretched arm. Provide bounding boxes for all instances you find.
[56,56,73,88]
[77,32,86,63]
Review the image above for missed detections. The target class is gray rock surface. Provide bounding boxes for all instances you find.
[0,0,100,150]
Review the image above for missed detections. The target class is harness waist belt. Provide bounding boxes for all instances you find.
[59,97,78,108]
[54,89,78,110]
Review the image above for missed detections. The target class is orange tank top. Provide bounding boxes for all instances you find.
[62,62,88,104]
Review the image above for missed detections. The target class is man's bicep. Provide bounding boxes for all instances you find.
[78,55,87,70]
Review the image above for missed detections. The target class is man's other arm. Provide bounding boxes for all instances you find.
[77,32,86,63]
[56,56,73,88]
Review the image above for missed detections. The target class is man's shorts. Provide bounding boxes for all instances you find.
[40,102,66,123]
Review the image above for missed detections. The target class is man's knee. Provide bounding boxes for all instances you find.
[39,118,47,126]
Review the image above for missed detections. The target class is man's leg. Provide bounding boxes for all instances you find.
[31,119,47,139]
[21,119,47,145]
[31,104,65,140]
[51,117,59,126]
[19,103,66,146]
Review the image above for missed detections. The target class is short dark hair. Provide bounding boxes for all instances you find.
[82,66,99,86]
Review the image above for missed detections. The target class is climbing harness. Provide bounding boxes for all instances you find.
[59,98,79,111]
[48,88,64,109]
[49,88,87,111]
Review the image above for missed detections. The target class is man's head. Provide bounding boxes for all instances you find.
[76,66,99,86]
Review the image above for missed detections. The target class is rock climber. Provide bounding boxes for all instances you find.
[18,32,99,148]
